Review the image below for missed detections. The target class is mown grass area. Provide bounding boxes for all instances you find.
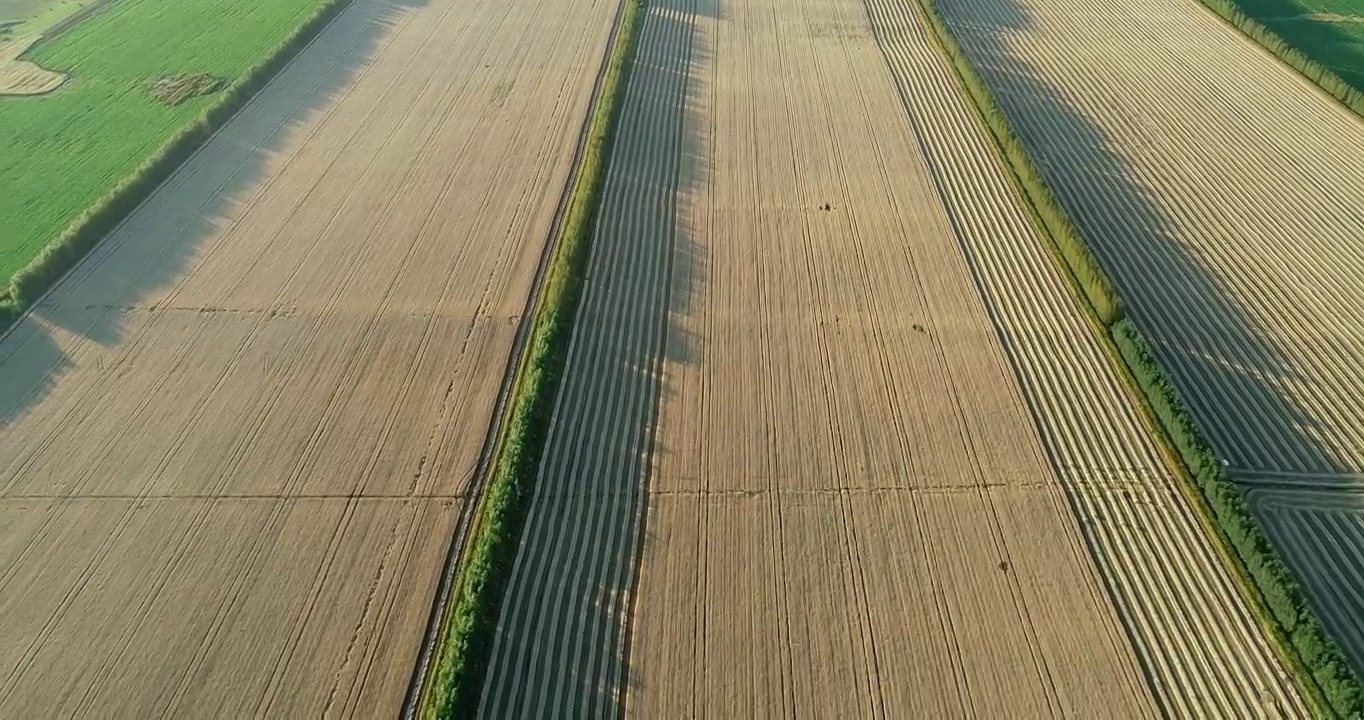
[908,0,1364,714]
[420,0,642,715]
[0,0,330,287]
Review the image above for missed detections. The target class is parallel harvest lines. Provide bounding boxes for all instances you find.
[1249,489,1364,671]
[935,0,1364,477]
[478,0,1303,713]
[478,0,695,714]
[933,0,1364,671]
[0,0,619,713]
[865,0,1305,712]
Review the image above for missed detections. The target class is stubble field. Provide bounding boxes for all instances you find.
[475,0,1305,714]
[1230,0,1364,90]
[934,0,1364,672]
[0,0,618,714]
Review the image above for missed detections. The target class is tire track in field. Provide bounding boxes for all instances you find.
[931,0,1364,673]
[861,0,1306,713]
[478,0,700,714]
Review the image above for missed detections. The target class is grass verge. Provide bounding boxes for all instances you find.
[0,0,350,331]
[907,0,1364,714]
[419,0,642,715]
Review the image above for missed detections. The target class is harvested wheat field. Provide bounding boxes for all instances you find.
[478,0,1302,714]
[934,0,1364,669]
[0,0,618,713]
[0,36,65,94]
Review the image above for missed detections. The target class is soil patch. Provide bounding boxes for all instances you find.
[147,72,222,105]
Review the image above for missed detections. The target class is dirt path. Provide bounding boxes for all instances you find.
[476,0,1303,713]
[936,0,1364,672]
[0,0,617,713]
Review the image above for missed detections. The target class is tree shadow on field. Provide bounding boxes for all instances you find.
[0,0,425,434]
[474,0,714,715]
[929,0,1364,676]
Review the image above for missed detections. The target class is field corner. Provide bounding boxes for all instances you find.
[1189,0,1364,119]
[0,0,359,336]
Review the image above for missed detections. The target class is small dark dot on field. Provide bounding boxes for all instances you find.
[912,323,925,333]
[997,560,1009,572]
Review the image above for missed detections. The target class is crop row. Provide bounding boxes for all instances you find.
[0,0,352,331]
[909,0,1364,714]
[418,0,643,715]
[1193,0,1364,117]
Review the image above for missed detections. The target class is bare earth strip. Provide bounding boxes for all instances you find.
[477,0,1302,714]
[933,0,1364,670]
[0,0,618,713]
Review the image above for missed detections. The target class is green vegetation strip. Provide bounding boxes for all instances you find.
[420,0,642,716]
[909,0,1364,714]
[0,0,350,328]
[905,10,1124,326]
[1193,0,1364,117]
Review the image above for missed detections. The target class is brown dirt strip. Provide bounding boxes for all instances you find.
[0,0,617,713]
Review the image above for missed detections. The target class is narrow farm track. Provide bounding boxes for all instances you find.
[933,0,1364,671]
[0,0,618,714]
[479,0,1302,714]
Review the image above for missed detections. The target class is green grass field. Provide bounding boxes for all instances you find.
[1231,0,1364,90]
[0,0,328,284]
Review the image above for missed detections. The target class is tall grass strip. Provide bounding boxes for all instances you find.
[1,0,357,334]
[1193,0,1364,118]
[419,0,643,716]
[907,0,1364,713]
[1113,320,1364,717]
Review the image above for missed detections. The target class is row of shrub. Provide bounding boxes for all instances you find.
[1113,320,1364,714]
[915,0,1364,714]
[0,0,357,332]
[422,0,643,716]
[1194,0,1364,117]
[911,2,1124,326]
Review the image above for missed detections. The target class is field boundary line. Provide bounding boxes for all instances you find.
[1184,0,1364,119]
[899,0,1364,714]
[0,0,362,333]
[410,0,645,714]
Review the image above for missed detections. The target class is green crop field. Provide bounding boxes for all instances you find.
[0,0,329,286]
[1231,0,1364,90]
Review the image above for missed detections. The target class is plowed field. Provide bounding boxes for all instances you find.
[0,0,618,713]
[478,0,1303,714]
[935,0,1364,670]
